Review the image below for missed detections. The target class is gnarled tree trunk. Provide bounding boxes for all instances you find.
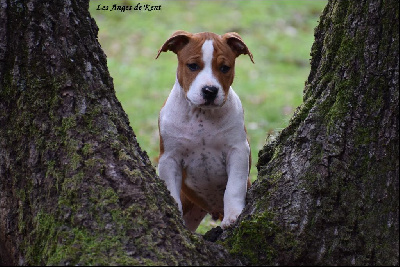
[0,0,234,265]
[1,0,398,266]
[220,0,399,265]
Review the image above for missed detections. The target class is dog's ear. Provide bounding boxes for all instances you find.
[222,32,254,64]
[156,31,192,59]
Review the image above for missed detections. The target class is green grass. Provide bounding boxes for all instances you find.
[89,0,327,234]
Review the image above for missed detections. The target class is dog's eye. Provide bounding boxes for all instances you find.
[220,65,231,73]
[187,63,200,71]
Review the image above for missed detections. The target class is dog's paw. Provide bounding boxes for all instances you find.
[220,212,240,229]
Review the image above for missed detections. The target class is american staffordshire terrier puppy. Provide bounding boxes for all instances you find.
[156,31,253,231]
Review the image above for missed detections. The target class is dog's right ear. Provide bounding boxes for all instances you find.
[156,31,192,59]
[222,32,254,64]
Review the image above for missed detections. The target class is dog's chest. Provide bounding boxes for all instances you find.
[162,106,232,206]
[176,109,229,168]
[182,111,230,209]
[181,110,228,165]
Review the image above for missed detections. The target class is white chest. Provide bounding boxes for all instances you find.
[159,83,247,211]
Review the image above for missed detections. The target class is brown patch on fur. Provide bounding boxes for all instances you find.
[247,176,252,189]
[222,32,254,63]
[156,30,192,59]
[181,192,195,216]
[175,33,213,94]
[210,37,237,100]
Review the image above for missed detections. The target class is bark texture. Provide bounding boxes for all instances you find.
[0,0,235,265]
[220,0,399,265]
[1,0,398,266]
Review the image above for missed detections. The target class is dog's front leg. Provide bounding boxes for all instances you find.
[221,145,250,229]
[158,156,183,213]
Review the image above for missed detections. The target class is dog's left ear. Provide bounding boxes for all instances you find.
[156,30,192,59]
[223,32,254,64]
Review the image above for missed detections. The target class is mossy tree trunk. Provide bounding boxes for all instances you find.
[220,0,399,265]
[0,0,235,265]
[1,0,398,266]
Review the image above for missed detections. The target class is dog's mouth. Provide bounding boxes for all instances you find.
[186,97,226,109]
[204,99,218,106]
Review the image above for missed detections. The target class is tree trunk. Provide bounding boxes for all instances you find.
[1,0,398,266]
[0,0,235,265]
[220,0,399,265]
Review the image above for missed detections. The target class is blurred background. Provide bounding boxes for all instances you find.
[89,0,327,233]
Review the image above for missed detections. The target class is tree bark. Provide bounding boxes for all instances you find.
[220,0,399,265]
[0,0,235,265]
[1,0,398,266]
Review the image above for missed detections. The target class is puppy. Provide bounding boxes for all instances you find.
[156,31,253,231]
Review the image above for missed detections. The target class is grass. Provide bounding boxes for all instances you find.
[89,0,327,234]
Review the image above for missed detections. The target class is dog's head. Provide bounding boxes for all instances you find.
[156,31,254,108]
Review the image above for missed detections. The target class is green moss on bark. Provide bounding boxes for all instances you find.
[221,211,299,265]
[222,0,398,265]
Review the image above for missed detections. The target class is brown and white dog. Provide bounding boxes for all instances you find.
[156,31,253,231]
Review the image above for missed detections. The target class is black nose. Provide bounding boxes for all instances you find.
[201,86,219,103]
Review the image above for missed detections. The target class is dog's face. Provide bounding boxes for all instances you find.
[156,31,254,108]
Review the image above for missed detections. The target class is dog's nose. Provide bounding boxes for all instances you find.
[201,86,219,103]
